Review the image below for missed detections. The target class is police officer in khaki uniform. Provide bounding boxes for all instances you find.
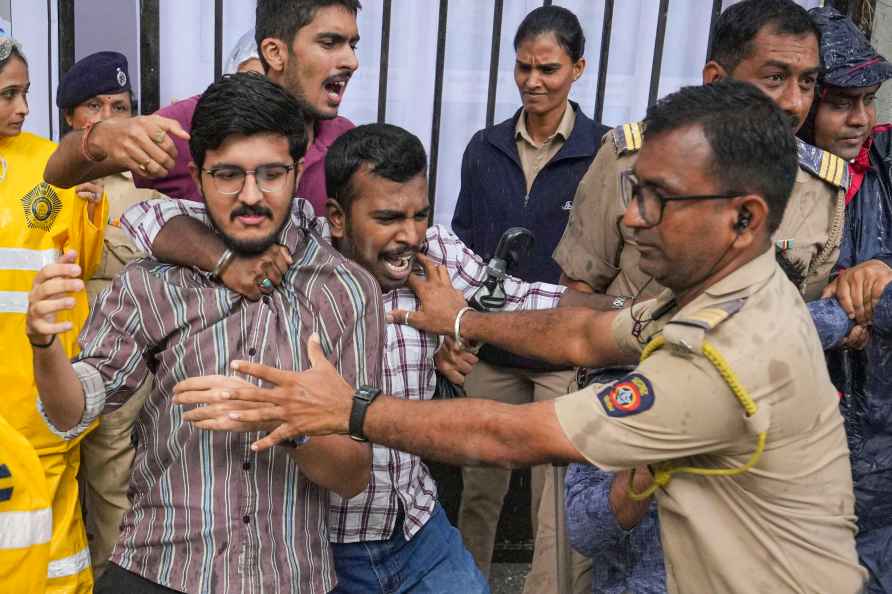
[56,52,159,577]
[538,2,847,588]
[177,80,866,594]
[554,0,847,304]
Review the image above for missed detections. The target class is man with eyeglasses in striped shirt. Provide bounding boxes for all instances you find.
[25,73,383,594]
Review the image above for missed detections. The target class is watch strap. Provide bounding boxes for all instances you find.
[348,385,382,442]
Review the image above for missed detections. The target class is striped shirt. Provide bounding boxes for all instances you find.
[122,198,565,543]
[39,215,384,594]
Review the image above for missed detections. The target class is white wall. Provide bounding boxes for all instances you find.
[74,0,141,110]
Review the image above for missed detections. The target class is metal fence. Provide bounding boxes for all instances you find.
[51,0,852,213]
[50,0,726,211]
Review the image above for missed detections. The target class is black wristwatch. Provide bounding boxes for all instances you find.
[348,385,382,442]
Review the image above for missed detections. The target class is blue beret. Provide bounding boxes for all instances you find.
[810,7,892,89]
[56,51,131,109]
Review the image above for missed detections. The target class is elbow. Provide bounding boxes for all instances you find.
[566,339,598,369]
[334,474,369,499]
[333,446,372,499]
[43,159,66,188]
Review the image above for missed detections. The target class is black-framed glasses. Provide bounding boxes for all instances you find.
[202,163,295,196]
[619,170,745,227]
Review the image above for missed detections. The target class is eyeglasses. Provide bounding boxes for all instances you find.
[619,170,745,227]
[201,163,295,196]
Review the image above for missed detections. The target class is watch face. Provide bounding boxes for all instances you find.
[612,296,627,309]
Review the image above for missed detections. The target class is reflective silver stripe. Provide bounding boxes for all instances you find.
[47,545,91,579]
[0,291,28,313]
[0,247,58,271]
[0,507,52,549]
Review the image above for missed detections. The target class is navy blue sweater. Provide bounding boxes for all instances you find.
[452,103,607,370]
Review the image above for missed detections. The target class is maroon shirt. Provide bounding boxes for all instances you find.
[135,95,354,214]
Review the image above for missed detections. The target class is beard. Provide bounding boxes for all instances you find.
[207,202,289,256]
[283,63,334,121]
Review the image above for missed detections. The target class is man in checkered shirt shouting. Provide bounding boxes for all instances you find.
[121,123,575,593]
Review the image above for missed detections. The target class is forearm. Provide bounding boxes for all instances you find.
[559,288,627,311]
[364,397,584,468]
[291,435,371,498]
[152,215,224,270]
[44,130,127,187]
[459,307,631,368]
[33,341,87,431]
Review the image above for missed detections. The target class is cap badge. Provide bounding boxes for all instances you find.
[116,67,127,87]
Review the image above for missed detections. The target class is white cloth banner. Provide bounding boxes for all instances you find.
[17,0,821,225]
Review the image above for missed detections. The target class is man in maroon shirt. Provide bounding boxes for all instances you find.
[44,0,360,215]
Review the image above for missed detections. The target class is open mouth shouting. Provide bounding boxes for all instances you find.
[323,73,350,106]
[381,250,416,282]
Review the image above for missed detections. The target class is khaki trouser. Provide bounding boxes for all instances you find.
[80,175,152,578]
[78,380,149,578]
[522,470,593,594]
[459,361,575,579]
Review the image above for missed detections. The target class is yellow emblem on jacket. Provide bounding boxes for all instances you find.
[21,182,63,231]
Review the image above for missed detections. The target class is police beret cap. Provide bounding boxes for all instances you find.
[56,51,131,109]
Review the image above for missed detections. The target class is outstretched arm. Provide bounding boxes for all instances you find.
[166,373,371,498]
[390,254,632,368]
[45,115,190,187]
[175,335,587,467]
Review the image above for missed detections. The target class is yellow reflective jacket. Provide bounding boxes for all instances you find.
[0,131,105,454]
[0,414,51,594]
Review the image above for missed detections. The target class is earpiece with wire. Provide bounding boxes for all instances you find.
[734,208,752,233]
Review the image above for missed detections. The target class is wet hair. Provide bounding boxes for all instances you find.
[708,0,818,73]
[643,79,797,233]
[325,123,427,214]
[189,72,308,170]
[255,0,361,72]
[513,6,585,63]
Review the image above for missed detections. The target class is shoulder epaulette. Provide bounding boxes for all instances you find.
[662,298,747,354]
[796,138,850,190]
[609,122,644,156]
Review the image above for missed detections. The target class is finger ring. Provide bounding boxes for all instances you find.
[257,278,274,292]
[139,160,150,172]
[153,130,166,144]
[405,311,412,325]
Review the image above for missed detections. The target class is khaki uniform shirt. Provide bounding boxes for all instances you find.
[515,102,576,193]
[555,248,865,594]
[86,172,159,302]
[553,128,846,301]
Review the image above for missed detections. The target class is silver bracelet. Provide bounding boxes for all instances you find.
[454,306,473,350]
[211,248,235,280]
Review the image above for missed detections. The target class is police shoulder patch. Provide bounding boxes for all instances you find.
[21,182,62,232]
[796,138,850,190]
[610,122,644,156]
[597,373,655,417]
